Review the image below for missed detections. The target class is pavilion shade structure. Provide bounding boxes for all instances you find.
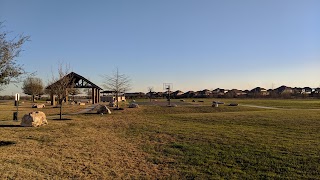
[46,72,102,105]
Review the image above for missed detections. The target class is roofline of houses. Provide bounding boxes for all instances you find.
[124,86,320,98]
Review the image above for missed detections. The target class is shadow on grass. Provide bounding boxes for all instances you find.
[0,125,22,128]
[51,118,72,121]
[84,112,99,114]
[0,141,16,147]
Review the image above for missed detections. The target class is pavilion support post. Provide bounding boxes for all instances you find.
[92,88,96,104]
[95,89,99,104]
[50,93,56,106]
[98,89,101,103]
[94,89,96,104]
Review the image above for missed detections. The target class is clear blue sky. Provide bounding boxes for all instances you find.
[1,0,320,95]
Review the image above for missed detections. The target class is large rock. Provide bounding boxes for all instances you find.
[97,105,111,114]
[21,111,48,127]
[32,104,45,108]
[129,103,139,108]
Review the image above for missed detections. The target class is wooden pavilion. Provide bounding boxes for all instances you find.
[46,72,102,105]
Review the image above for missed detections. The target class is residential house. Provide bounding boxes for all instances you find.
[292,87,303,95]
[181,91,196,98]
[302,87,312,94]
[274,86,293,98]
[275,86,293,94]
[196,89,212,98]
[314,88,320,94]
[212,88,227,97]
[249,87,269,97]
[154,92,165,98]
[172,90,184,98]
[225,89,245,98]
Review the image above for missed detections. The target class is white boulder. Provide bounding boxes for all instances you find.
[32,104,45,108]
[21,111,48,127]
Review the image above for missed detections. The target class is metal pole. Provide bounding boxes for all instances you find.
[16,100,19,120]
[168,86,171,106]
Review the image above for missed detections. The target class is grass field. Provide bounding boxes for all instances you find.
[0,99,319,179]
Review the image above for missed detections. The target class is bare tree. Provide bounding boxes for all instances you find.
[0,22,30,91]
[102,68,131,109]
[68,88,80,102]
[148,86,154,102]
[22,77,44,102]
[47,63,74,119]
[82,88,92,99]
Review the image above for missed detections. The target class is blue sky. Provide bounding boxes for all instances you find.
[1,0,320,95]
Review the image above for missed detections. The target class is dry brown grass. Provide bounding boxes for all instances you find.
[0,102,176,179]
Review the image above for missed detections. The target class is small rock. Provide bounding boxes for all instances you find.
[32,104,45,108]
[129,103,139,108]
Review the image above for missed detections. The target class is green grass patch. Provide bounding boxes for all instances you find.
[124,105,320,179]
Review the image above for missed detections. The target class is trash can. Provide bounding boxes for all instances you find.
[13,112,18,121]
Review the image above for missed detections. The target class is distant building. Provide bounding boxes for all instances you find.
[275,85,293,94]
[212,88,227,97]
[314,88,320,94]
[225,89,245,97]
[302,87,312,94]
[196,89,212,98]
[181,91,196,98]
[250,87,269,96]
[101,91,126,102]
[126,92,146,99]
[172,90,184,98]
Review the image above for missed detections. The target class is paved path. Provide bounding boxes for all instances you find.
[47,104,100,119]
[240,104,320,111]
[69,104,99,115]
[240,104,281,110]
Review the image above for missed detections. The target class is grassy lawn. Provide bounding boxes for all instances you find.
[149,98,320,109]
[0,99,319,179]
